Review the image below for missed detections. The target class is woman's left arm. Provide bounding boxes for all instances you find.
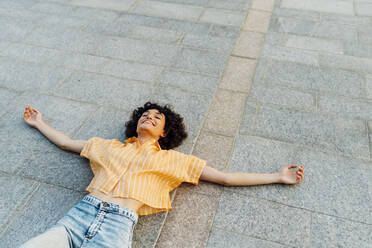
[200,163,304,186]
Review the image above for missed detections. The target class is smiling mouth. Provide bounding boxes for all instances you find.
[142,120,155,126]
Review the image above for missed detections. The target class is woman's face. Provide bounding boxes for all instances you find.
[136,109,166,139]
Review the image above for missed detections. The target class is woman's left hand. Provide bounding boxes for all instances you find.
[278,164,304,184]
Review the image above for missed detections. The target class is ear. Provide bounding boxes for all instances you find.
[160,130,166,138]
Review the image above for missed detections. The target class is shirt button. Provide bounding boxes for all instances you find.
[102,202,110,208]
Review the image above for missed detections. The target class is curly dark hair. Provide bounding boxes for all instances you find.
[125,102,188,150]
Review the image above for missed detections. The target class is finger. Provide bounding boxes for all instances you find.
[288,164,298,169]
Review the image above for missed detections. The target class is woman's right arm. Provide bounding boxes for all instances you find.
[23,104,87,153]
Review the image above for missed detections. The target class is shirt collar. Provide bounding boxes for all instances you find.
[125,136,161,151]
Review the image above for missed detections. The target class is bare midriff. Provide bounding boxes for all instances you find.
[89,189,145,213]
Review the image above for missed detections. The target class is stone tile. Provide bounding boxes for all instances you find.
[207,227,286,248]
[158,69,219,95]
[311,213,372,247]
[156,191,219,248]
[132,0,204,21]
[264,31,287,46]
[0,173,37,226]
[252,58,268,84]
[322,13,371,26]
[151,0,207,5]
[171,47,229,76]
[261,44,319,66]
[98,36,180,66]
[1,43,61,65]
[320,54,372,74]
[265,60,363,98]
[0,16,35,42]
[232,31,265,58]
[0,183,84,248]
[242,9,271,33]
[73,106,130,141]
[253,105,370,159]
[219,56,257,93]
[70,0,136,12]
[312,20,358,41]
[199,8,246,27]
[208,25,240,39]
[286,34,343,54]
[0,87,22,118]
[367,76,372,99]
[355,2,372,16]
[213,192,312,247]
[281,0,354,15]
[39,15,92,29]
[72,6,120,21]
[273,7,320,21]
[251,0,275,11]
[181,131,234,196]
[182,33,235,52]
[0,0,39,11]
[206,0,250,11]
[30,2,76,15]
[53,71,155,112]
[344,41,372,59]
[317,94,372,120]
[0,41,11,52]
[25,26,105,54]
[248,84,315,110]
[0,58,71,95]
[130,26,182,43]
[84,18,131,37]
[270,16,316,35]
[204,89,247,136]
[359,27,372,44]
[133,212,167,247]
[239,101,259,135]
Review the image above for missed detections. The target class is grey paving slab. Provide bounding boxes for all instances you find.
[248,84,315,110]
[208,25,240,39]
[171,47,229,76]
[150,0,207,5]
[367,76,372,99]
[0,41,11,52]
[0,8,46,22]
[133,212,167,248]
[182,33,235,52]
[25,26,106,54]
[251,105,370,159]
[359,27,372,44]
[239,101,259,135]
[344,41,372,59]
[98,36,181,66]
[207,227,286,248]
[261,44,319,66]
[38,15,92,29]
[0,87,22,118]
[355,2,372,16]
[48,52,111,72]
[0,58,71,95]
[227,135,372,224]
[318,93,372,120]
[252,58,268,84]
[281,0,354,15]
[272,7,320,21]
[84,18,132,37]
[320,54,372,74]
[53,71,155,112]
[70,0,136,12]
[130,26,182,44]
[158,69,219,95]
[30,2,76,16]
[0,0,39,10]
[311,212,372,247]
[265,60,364,98]
[0,43,62,65]
[0,16,35,42]
[132,0,204,21]
[0,183,84,248]
[321,12,371,26]
[213,191,312,247]
[0,173,38,227]
[72,6,120,21]
[206,0,251,11]
[286,34,343,54]
[200,8,246,26]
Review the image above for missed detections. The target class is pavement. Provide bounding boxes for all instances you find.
[0,0,371,247]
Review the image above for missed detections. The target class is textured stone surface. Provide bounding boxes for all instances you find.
[219,56,257,93]
[251,0,274,11]
[130,26,182,44]
[261,44,319,65]
[367,76,372,99]
[0,183,84,248]
[232,31,265,58]
[242,9,271,33]
[239,101,259,135]
[344,41,372,59]
[320,54,372,74]
[204,89,247,136]
[286,34,344,54]
[213,191,312,247]
[200,8,246,26]
[253,105,370,159]
[182,33,235,52]
[70,0,136,11]
[155,190,219,248]
[281,0,354,15]
[355,2,372,16]
[206,0,250,11]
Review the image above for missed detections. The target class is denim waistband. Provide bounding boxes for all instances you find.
[82,194,139,225]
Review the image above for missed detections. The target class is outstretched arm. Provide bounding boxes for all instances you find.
[23,104,86,153]
[200,162,304,186]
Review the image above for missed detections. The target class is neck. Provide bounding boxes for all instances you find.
[137,134,157,145]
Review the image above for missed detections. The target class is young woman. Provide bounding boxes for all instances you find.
[21,102,304,248]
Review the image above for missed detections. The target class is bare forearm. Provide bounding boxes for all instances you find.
[225,172,281,186]
[35,120,71,148]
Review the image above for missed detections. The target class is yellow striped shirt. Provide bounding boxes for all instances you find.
[80,136,206,216]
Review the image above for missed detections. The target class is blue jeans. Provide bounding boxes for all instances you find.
[20,194,139,248]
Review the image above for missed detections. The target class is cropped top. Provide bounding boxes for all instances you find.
[80,136,206,216]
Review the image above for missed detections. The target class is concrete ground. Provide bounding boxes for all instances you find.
[0,0,371,247]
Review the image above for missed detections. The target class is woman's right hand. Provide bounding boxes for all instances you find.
[23,104,43,128]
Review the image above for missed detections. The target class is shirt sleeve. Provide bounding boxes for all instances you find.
[80,137,112,160]
[179,152,207,185]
